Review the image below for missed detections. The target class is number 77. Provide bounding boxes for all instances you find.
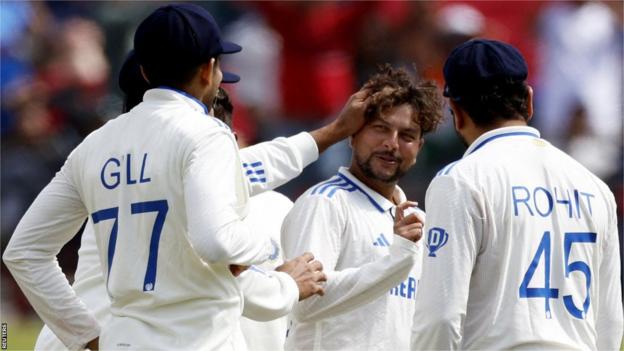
[91,199,169,292]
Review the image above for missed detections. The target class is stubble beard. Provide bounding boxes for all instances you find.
[356,151,405,183]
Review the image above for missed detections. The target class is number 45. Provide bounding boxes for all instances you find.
[519,231,597,319]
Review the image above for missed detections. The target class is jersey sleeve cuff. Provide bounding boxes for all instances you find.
[67,325,100,351]
[273,270,300,311]
[390,234,419,254]
[288,132,319,167]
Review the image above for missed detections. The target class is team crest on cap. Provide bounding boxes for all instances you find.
[426,227,449,257]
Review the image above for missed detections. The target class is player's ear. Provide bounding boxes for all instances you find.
[449,100,464,130]
[199,58,216,86]
[525,85,534,123]
[139,65,151,84]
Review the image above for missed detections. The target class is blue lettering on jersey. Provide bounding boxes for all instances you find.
[101,158,121,189]
[512,185,594,219]
[426,227,448,257]
[390,276,418,300]
[100,153,152,189]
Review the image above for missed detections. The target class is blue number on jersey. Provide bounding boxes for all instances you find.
[563,232,597,318]
[131,200,169,291]
[91,207,119,281]
[519,231,597,319]
[92,199,169,292]
[519,231,559,318]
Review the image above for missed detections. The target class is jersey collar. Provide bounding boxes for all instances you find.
[145,87,210,115]
[337,167,405,213]
[464,126,541,158]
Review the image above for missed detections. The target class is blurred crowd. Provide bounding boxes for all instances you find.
[1,0,622,320]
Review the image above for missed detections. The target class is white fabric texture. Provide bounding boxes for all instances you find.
[239,191,296,351]
[282,167,423,351]
[411,126,623,350]
[3,88,316,350]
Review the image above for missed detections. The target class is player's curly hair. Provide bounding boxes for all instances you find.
[362,64,444,136]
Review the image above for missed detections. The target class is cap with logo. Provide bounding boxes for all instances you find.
[443,39,527,101]
[134,3,241,83]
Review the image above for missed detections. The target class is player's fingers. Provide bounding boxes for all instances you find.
[316,271,328,283]
[300,252,315,263]
[396,201,418,212]
[394,201,418,223]
[397,225,423,241]
[314,284,325,296]
[353,88,371,101]
[398,223,424,234]
[309,260,323,272]
[400,213,423,226]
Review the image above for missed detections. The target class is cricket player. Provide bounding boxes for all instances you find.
[411,39,623,350]
[281,65,444,350]
[32,64,320,351]
[3,5,367,350]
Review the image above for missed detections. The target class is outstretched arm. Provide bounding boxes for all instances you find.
[240,89,369,196]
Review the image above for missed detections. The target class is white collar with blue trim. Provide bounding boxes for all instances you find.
[337,167,405,213]
[144,87,209,115]
[463,126,541,158]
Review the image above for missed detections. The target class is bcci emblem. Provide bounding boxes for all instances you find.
[426,227,449,257]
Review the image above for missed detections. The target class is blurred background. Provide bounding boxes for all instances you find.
[1,1,622,349]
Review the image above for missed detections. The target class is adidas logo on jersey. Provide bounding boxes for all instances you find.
[310,176,356,198]
[372,233,391,247]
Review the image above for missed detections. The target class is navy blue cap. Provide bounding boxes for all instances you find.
[119,50,150,96]
[443,39,527,100]
[134,3,241,83]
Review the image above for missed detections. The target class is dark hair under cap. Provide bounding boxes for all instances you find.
[118,50,151,112]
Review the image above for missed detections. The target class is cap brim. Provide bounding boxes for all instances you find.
[222,71,240,84]
[221,41,242,54]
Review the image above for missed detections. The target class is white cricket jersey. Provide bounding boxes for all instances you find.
[282,167,423,351]
[32,129,317,351]
[411,126,623,350]
[3,87,314,350]
[239,191,294,351]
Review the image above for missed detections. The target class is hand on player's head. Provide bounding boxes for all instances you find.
[333,88,371,138]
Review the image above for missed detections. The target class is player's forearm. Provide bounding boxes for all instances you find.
[188,215,275,265]
[3,177,100,351]
[309,88,368,153]
[240,132,318,196]
[309,121,349,154]
[293,235,417,323]
[238,267,299,321]
[4,255,101,351]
